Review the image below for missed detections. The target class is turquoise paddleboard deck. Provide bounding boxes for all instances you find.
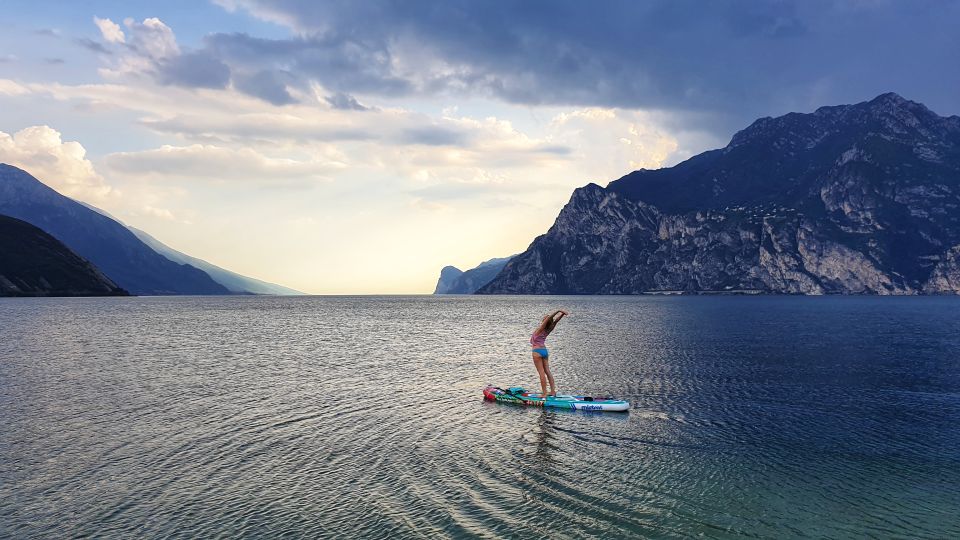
[483,385,629,412]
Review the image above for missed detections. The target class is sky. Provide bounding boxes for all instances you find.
[1,0,959,294]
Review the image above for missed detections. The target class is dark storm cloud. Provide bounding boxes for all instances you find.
[199,0,959,133]
[204,32,412,98]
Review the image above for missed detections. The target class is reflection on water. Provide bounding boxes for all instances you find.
[529,409,554,466]
[1,295,960,538]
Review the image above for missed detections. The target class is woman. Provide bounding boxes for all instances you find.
[530,310,568,398]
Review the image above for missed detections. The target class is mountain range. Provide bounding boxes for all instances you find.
[0,214,128,297]
[128,227,303,295]
[434,256,513,294]
[478,93,960,295]
[0,163,300,296]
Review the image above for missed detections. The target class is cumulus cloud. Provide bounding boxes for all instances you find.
[94,17,203,87]
[124,17,179,59]
[0,126,115,203]
[93,17,125,44]
[84,17,305,104]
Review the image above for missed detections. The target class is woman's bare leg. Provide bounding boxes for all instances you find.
[543,358,557,396]
[532,353,548,397]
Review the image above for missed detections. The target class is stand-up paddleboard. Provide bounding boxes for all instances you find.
[483,385,629,412]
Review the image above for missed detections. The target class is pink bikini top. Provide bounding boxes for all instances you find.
[530,330,547,348]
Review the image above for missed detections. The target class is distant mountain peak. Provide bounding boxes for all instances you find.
[728,92,953,151]
[870,91,910,106]
[864,91,940,123]
[484,93,960,295]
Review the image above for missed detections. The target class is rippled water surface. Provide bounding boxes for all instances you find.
[2,295,960,538]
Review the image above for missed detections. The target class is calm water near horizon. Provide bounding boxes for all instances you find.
[2,295,959,538]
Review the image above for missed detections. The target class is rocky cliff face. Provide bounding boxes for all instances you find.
[434,256,514,294]
[434,266,465,294]
[480,93,960,295]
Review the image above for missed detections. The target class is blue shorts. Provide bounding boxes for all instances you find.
[532,348,549,358]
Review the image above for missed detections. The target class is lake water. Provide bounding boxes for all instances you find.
[1,295,959,538]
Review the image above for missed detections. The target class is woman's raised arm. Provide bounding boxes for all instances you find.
[535,315,551,333]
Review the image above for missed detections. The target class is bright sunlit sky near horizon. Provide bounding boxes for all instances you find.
[2,0,959,293]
